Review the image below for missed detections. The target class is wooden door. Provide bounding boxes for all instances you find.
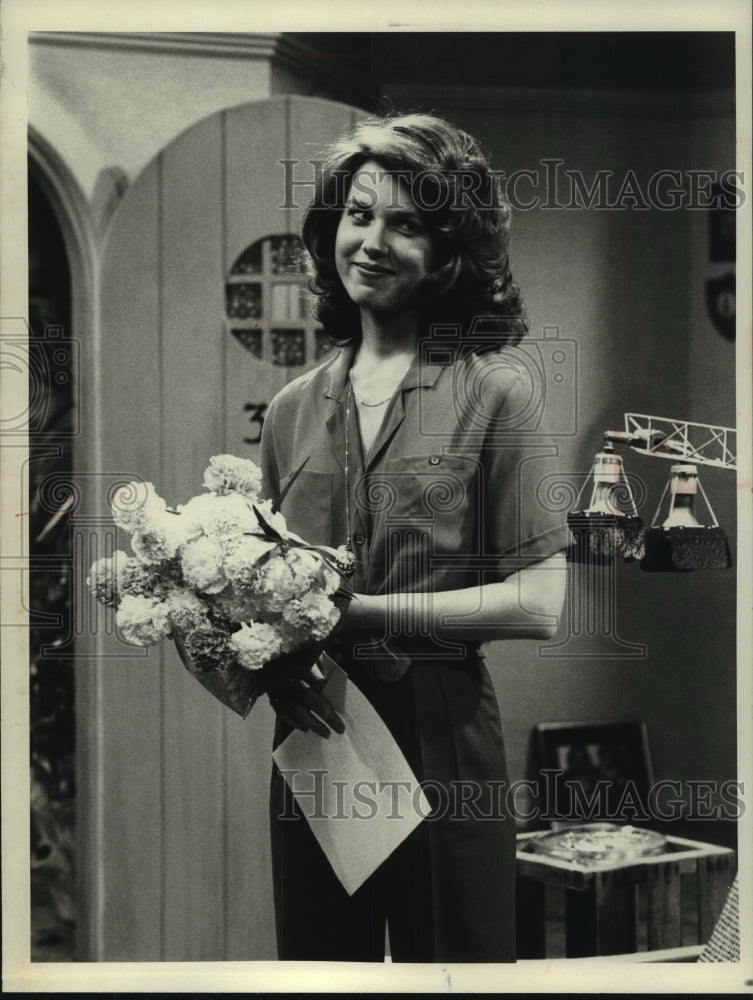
[79,95,363,960]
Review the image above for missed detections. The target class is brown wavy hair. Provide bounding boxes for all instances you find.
[301,112,528,348]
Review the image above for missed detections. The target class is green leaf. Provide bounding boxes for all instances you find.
[271,454,310,514]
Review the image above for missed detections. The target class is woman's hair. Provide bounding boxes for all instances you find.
[301,112,528,348]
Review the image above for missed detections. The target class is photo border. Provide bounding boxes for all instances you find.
[2,0,751,993]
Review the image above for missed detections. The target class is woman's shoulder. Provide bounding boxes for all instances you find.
[454,345,535,412]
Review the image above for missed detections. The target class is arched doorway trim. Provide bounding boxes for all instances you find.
[28,125,103,959]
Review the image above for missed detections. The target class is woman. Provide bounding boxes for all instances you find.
[260,113,569,962]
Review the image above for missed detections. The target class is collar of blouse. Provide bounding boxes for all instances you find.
[322,342,449,403]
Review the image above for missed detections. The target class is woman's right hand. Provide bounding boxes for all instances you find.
[262,646,346,739]
[268,664,345,739]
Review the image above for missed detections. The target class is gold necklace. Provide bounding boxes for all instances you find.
[343,378,379,554]
[351,390,394,408]
[344,356,407,554]
[349,355,409,407]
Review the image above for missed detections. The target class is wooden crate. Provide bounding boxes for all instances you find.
[515,831,736,958]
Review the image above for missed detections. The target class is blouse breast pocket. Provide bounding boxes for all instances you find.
[278,469,333,547]
[371,454,480,557]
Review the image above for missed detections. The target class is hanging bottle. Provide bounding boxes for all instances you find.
[641,463,732,571]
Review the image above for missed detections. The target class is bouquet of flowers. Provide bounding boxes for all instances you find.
[87,455,352,718]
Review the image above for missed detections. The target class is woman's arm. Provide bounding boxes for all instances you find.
[343,551,567,643]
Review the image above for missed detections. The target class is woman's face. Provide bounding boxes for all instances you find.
[334,160,436,318]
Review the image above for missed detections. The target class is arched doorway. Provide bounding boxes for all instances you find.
[80,94,364,961]
[27,142,94,960]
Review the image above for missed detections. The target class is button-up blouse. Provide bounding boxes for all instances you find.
[260,339,571,608]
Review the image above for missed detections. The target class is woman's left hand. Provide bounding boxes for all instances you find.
[336,554,567,642]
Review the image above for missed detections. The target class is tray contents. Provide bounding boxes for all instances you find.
[529,823,667,867]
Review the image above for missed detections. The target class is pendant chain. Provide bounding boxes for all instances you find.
[349,364,405,407]
[344,379,354,551]
[351,390,394,408]
[344,355,408,551]
[344,376,382,551]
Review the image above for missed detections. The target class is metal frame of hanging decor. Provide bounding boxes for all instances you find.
[622,413,737,470]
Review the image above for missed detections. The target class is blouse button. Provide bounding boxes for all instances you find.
[429,455,441,466]
[354,534,366,545]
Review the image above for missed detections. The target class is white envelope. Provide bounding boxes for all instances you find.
[272,655,430,896]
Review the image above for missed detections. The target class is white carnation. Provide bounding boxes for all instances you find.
[223,535,277,587]
[181,535,226,594]
[118,555,159,597]
[251,553,299,614]
[176,494,216,542]
[131,509,183,565]
[202,454,263,500]
[282,589,341,641]
[276,618,306,654]
[289,547,328,588]
[230,621,283,672]
[111,481,167,533]
[179,492,258,544]
[321,561,341,596]
[166,589,209,635]
[87,551,129,608]
[171,498,208,543]
[117,594,171,645]
[312,546,346,595]
[119,554,181,600]
[208,586,260,625]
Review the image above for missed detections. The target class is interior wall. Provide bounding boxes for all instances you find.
[681,111,738,796]
[28,34,366,208]
[29,35,274,201]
